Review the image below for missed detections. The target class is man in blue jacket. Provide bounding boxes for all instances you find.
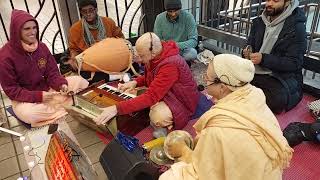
[154,0,198,64]
[243,0,307,113]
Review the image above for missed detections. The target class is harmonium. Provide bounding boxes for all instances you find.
[66,80,150,136]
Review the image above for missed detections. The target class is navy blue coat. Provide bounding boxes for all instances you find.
[247,8,307,110]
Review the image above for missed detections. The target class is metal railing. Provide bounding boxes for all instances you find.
[197,0,320,95]
[0,0,199,55]
[0,0,156,54]
[198,0,320,57]
[99,0,145,38]
[0,0,67,54]
[1,0,318,55]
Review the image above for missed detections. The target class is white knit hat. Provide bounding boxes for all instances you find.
[213,54,255,87]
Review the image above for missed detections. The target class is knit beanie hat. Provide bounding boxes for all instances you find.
[213,54,254,87]
[164,0,182,10]
[78,0,97,9]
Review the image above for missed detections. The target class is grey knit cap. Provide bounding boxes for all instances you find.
[164,0,182,10]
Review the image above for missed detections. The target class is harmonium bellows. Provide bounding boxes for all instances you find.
[67,80,149,136]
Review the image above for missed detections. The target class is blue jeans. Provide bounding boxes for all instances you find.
[180,48,197,61]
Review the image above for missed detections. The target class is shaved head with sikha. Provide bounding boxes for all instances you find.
[135,32,162,64]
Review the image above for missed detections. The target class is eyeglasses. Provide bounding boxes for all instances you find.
[80,8,96,15]
[202,74,222,88]
[202,73,248,88]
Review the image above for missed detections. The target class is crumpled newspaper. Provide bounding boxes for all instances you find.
[197,49,215,65]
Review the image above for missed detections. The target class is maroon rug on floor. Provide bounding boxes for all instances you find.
[97,94,320,180]
[276,94,320,180]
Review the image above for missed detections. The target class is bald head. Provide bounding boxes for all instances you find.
[135,32,162,64]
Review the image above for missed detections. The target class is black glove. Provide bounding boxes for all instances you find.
[283,122,320,147]
[283,122,307,147]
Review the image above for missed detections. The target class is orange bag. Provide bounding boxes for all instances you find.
[75,38,138,76]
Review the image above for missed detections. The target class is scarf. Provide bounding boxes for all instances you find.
[259,0,299,54]
[21,40,38,53]
[194,84,293,170]
[82,16,106,47]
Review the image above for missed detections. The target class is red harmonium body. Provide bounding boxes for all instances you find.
[67,80,150,136]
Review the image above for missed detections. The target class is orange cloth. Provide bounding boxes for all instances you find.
[69,17,124,56]
[12,76,89,127]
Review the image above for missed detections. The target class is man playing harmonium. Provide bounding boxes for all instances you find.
[94,32,212,137]
[0,10,89,127]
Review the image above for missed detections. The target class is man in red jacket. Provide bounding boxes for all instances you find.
[94,32,212,137]
[0,10,88,127]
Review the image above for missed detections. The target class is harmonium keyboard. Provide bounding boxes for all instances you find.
[66,80,149,136]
